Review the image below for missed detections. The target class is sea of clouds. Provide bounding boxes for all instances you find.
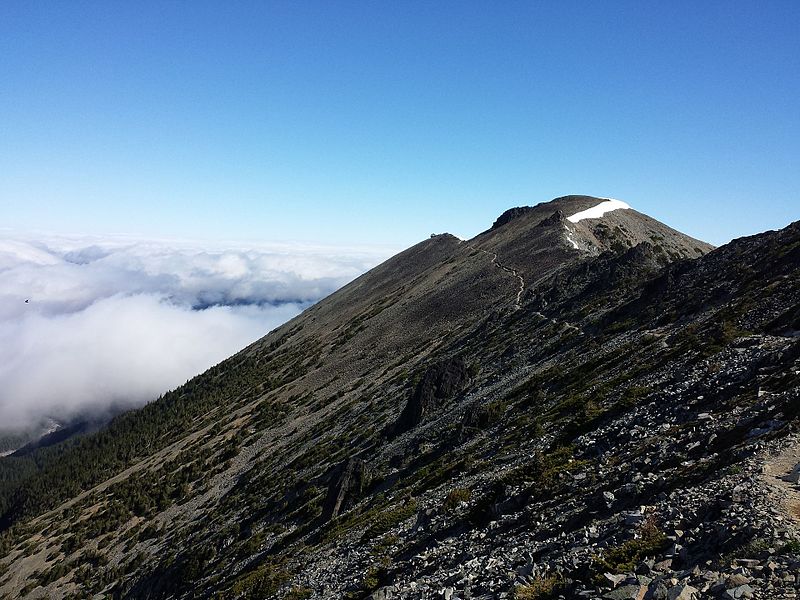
[0,232,393,431]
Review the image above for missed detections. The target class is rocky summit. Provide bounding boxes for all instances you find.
[0,196,799,600]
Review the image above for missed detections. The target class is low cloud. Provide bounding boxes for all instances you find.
[0,233,393,431]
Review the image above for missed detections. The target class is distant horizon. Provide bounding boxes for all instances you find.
[3,190,796,250]
[2,2,798,249]
[0,226,403,257]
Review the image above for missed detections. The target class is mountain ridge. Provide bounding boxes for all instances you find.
[0,198,798,600]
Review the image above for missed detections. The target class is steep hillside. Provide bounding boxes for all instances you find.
[0,197,798,600]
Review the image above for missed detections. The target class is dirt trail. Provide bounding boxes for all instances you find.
[762,436,800,526]
[468,246,525,309]
[465,245,585,336]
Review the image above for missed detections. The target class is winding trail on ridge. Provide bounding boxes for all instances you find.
[467,245,525,310]
[461,240,585,336]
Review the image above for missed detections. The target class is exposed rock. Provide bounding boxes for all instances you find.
[322,457,370,521]
[491,206,537,229]
[536,210,565,228]
[393,357,470,436]
[667,583,698,600]
[786,462,800,484]
[604,583,647,599]
[723,584,754,599]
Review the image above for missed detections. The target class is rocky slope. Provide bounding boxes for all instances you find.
[0,196,797,600]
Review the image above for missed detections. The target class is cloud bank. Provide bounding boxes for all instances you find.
[0,233,392,431]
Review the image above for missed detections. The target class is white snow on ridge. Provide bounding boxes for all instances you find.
[567,199,631,223]
[563,225,580,250]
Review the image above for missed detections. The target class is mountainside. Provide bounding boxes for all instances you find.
[1,196,799,600]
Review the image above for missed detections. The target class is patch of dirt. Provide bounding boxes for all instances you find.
[762,435,800,526]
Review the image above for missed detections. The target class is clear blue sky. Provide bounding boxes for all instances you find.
[1,1,798,247]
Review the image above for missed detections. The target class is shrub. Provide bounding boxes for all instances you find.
[593,518,667,576]
[284,586,313,599]
[361,500,418,541]
[514,575,561,599]
[230,560,291,600]
[442,488,471,511]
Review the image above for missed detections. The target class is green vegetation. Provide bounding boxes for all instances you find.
[227,559,291,600]
[592,519,668,577]
[284,586,313,599]
[779,540,800,554]
[499,444,585,490]
[342,564,386,599]
[410,453,474,495]
[0,347,298,529]
[318,495,419,546]
[620,385,651,409]
[361,566,380,592]
[480,399,507,426]
[362,499,418,541]
[513,575,563,599]
[442,487,471,511]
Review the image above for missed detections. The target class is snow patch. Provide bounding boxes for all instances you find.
[567,199,631,223]
[563,225,580,250]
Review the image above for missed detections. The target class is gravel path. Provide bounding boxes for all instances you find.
[467,245,525,309]
[762,434,800,526]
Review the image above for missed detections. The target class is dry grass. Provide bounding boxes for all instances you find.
[514,575,561,599]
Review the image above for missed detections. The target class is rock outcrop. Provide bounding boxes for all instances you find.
[322,457,370,521]
[491,206,537,229]
[392,357,470,436]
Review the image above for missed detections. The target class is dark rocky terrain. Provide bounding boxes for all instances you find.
[0,195,798,600]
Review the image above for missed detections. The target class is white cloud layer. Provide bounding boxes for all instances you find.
[0,233,392,430]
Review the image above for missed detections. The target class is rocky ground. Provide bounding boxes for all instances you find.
[291,334,800,600]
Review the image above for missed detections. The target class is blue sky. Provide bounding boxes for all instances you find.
[1,1,798,247]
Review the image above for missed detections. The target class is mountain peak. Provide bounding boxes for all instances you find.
[491,206,538,229]
[492,195,632,231]
[565,197,631,223]
[476,196,713,291]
